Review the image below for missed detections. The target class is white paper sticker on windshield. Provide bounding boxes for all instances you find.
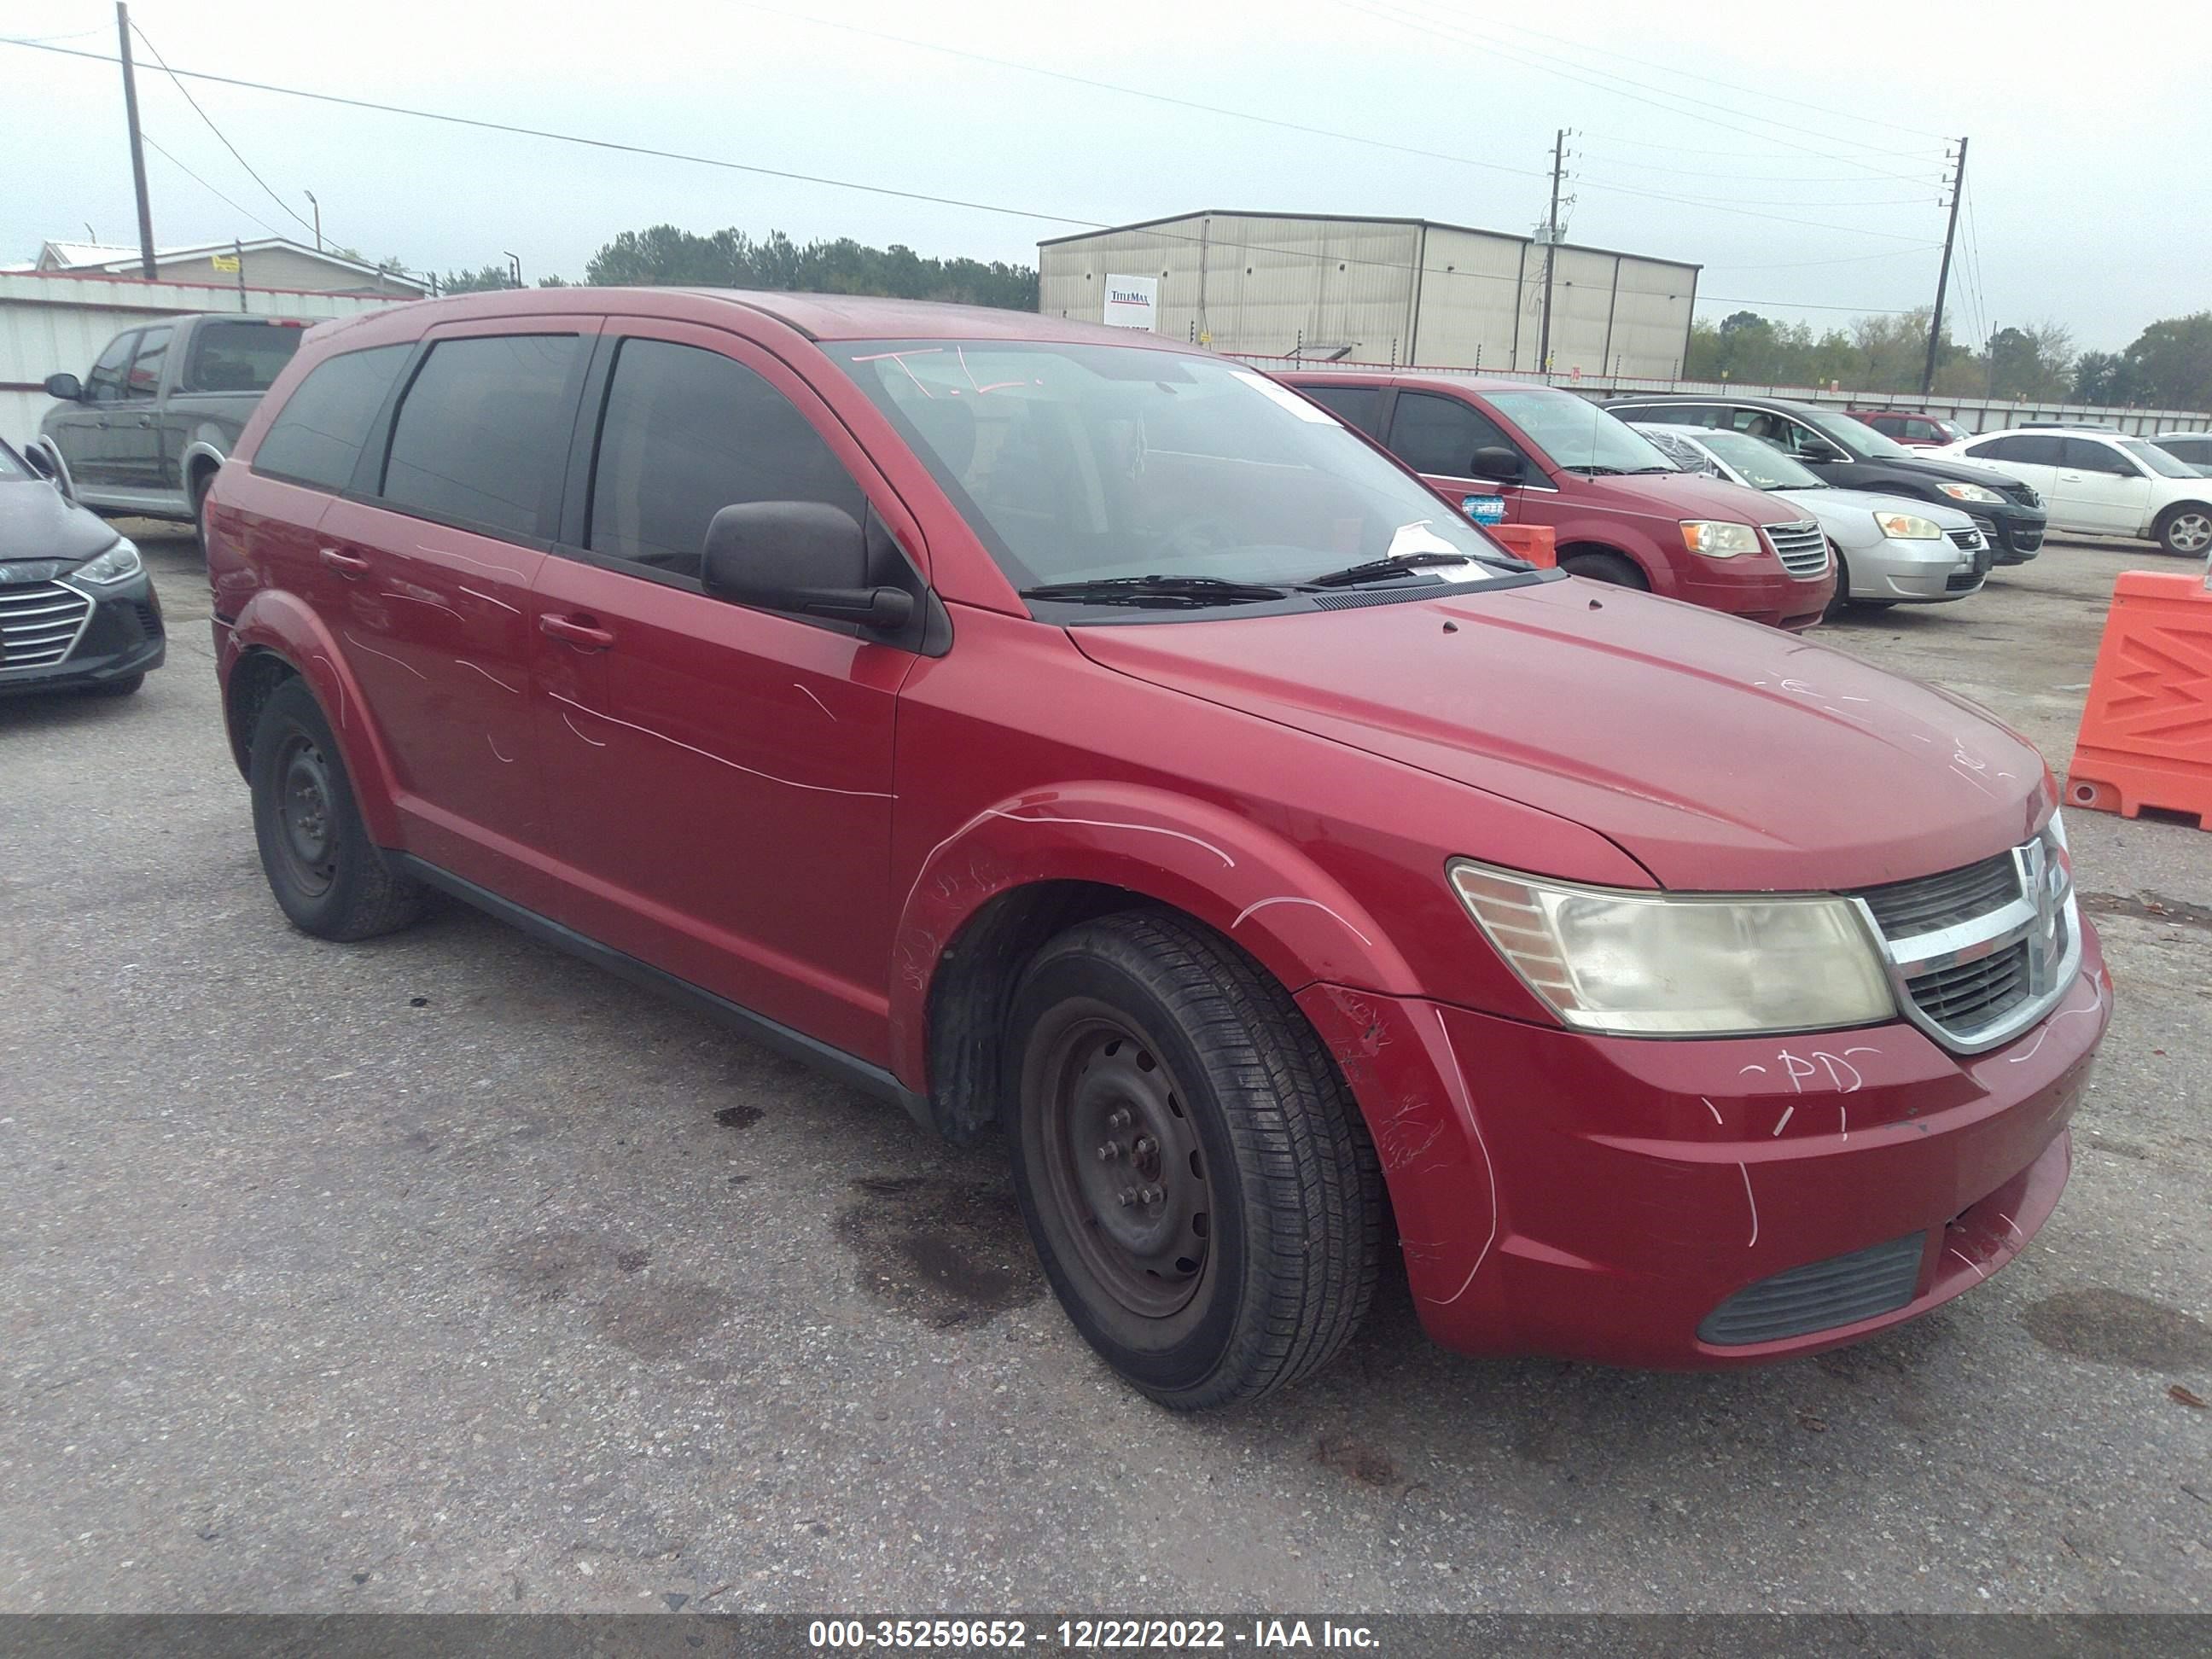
[1231,369,1339,422]
[1385,519,1485,579]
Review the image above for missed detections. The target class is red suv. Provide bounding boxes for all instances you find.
[1849,409,1971,449]
[207,290,2107,1408]
[1282,373,1835,630]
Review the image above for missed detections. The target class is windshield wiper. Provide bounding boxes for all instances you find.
[1018,573,1289,608]
[1302,550,1476,589]
[1627,466,1678,474]
[1563,463,1627,475]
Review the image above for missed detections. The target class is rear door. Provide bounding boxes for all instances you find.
[2053,437,2152,535]
[316,320,597,900]
[529,320,914,1061]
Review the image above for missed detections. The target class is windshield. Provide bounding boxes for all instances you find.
[1486,389,1673,473]
[830,341,1507,591]
[2122,439,2201,480]
[1695,428,1825,491]
[1802,407,1911,460]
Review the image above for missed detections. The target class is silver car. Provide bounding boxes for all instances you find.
[1640,424,1988,610]
[2151,431,2212,475]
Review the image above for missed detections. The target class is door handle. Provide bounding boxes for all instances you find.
[93,417,111,429]
[319,546,370,578]
[539,613,615,651]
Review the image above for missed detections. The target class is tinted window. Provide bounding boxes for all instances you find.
[1978,434,2064,466]
[382,335,581,538]
[1298,384,1383,437]
[84,329,138,404]
[125,326,172,399]
[1390,392,1516,475]
[184,320,306,393]
[2064,438,2136,475]
[253,344,411,492]
[587,338,864,579]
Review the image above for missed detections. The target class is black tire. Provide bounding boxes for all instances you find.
[2154,504,2212,559]
[190,472,213,561]
[1004,910,1383,1411]
[248,675,422,940]
[1824,550,1853,619]
[1560,549,1649,590]
[86,672,144,698]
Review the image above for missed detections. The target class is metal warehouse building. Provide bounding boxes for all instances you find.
[1039,210,1701,379]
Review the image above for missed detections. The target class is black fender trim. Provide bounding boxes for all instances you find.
[393,853,934,1132]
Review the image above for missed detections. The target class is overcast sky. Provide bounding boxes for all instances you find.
[2,0,2202,351]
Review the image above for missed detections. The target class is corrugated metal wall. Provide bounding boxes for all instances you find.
[1,274,405,447]
[1039,213,1697,379]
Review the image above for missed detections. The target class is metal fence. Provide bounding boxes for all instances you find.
[1,271,409,447]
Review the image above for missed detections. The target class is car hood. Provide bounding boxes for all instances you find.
[0,478,117,566]
[1772,486,1976,541]
[1071,577,2049,893]
[1553,468,1813,525]
[1869,451,2028,492]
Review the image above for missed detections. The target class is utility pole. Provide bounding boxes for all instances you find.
[505,251,521,289]
[1537,128,1572,381]
[1920,136,1968,398]
[116,3,156,279]
[304,190,320,252]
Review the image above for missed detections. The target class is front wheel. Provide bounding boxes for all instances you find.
[1005,911,1383,1411]
[248,676,422,940]
[2156,505,2212,558]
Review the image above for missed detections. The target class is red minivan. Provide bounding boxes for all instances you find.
[1283,373,1836,630]
[207,290,2106,1409]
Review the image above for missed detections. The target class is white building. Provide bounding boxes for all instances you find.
[12,237,430,299]
[1039,210,1700,380]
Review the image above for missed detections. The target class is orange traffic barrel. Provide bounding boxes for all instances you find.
[2064,569,2212,830]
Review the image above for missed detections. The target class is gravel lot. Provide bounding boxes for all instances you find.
[2,528,2206,1615]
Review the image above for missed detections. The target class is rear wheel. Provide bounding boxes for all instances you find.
[1005,911,1383,1411]
[190,468,216,560]
[248,676,422,940]
[1559,549,1649,590]
[2155,505,2212,557]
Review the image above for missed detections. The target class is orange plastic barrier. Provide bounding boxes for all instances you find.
[1490,524,1557,568]
[2064,570,2212,830]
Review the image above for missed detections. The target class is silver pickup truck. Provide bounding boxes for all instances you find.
[29,314,311,544]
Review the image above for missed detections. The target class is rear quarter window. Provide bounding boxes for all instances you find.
[252,344,411,492]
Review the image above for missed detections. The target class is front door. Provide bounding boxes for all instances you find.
[2052,438,2153,535]
[110,323,174,495]
[1385,389,1549,527]
[531,323,916,1062]
[50,329,138,494]
[318,321,594,901]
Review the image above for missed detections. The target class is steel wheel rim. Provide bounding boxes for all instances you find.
[275,731,338,897]
[1037,1012,1213,1320]
[2170,513,2211,554]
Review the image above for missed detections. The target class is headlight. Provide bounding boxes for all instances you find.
[1448,860,1897,1036]
[1936,481,2004,504]
[69,537,142,585]
[1874,512,1944,540]
[1678,520,1761,559]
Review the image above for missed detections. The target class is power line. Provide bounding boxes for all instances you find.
[1706,244,1945,272]
[1575,178,1936,209]
[1576,148,1946,186]
[140,130,287,238]
[1473,15,1950,142]
[3,36,1930,322]
[730,3,1935,244]
[128,20,317,238]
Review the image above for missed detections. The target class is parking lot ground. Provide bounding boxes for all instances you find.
[2,528,2206,1615]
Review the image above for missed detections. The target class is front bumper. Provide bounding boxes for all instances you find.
[1298,925,2109,1370]
[0,571,166,696]
[1673,561,1833,633]
[1848,533,1988,602]
[1971,501,2047,564]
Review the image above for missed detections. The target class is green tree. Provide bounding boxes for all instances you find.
[2120,311,2212,409]
[2071,349,2140,405]
[580,224,1039,310]
[439,263,519,294]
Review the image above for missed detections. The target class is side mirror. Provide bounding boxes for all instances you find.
[1468,446,1524,482]
[701,501,915,632]
[43,372,83,401]
[1802,440,1848,463]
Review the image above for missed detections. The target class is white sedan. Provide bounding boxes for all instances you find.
[1934,429,2212,556]
[1639,424,1988,610]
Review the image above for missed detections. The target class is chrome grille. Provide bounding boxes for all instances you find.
[0,580,93,668]
[1850,831,2079,1054]
[1763,520,1830,577]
